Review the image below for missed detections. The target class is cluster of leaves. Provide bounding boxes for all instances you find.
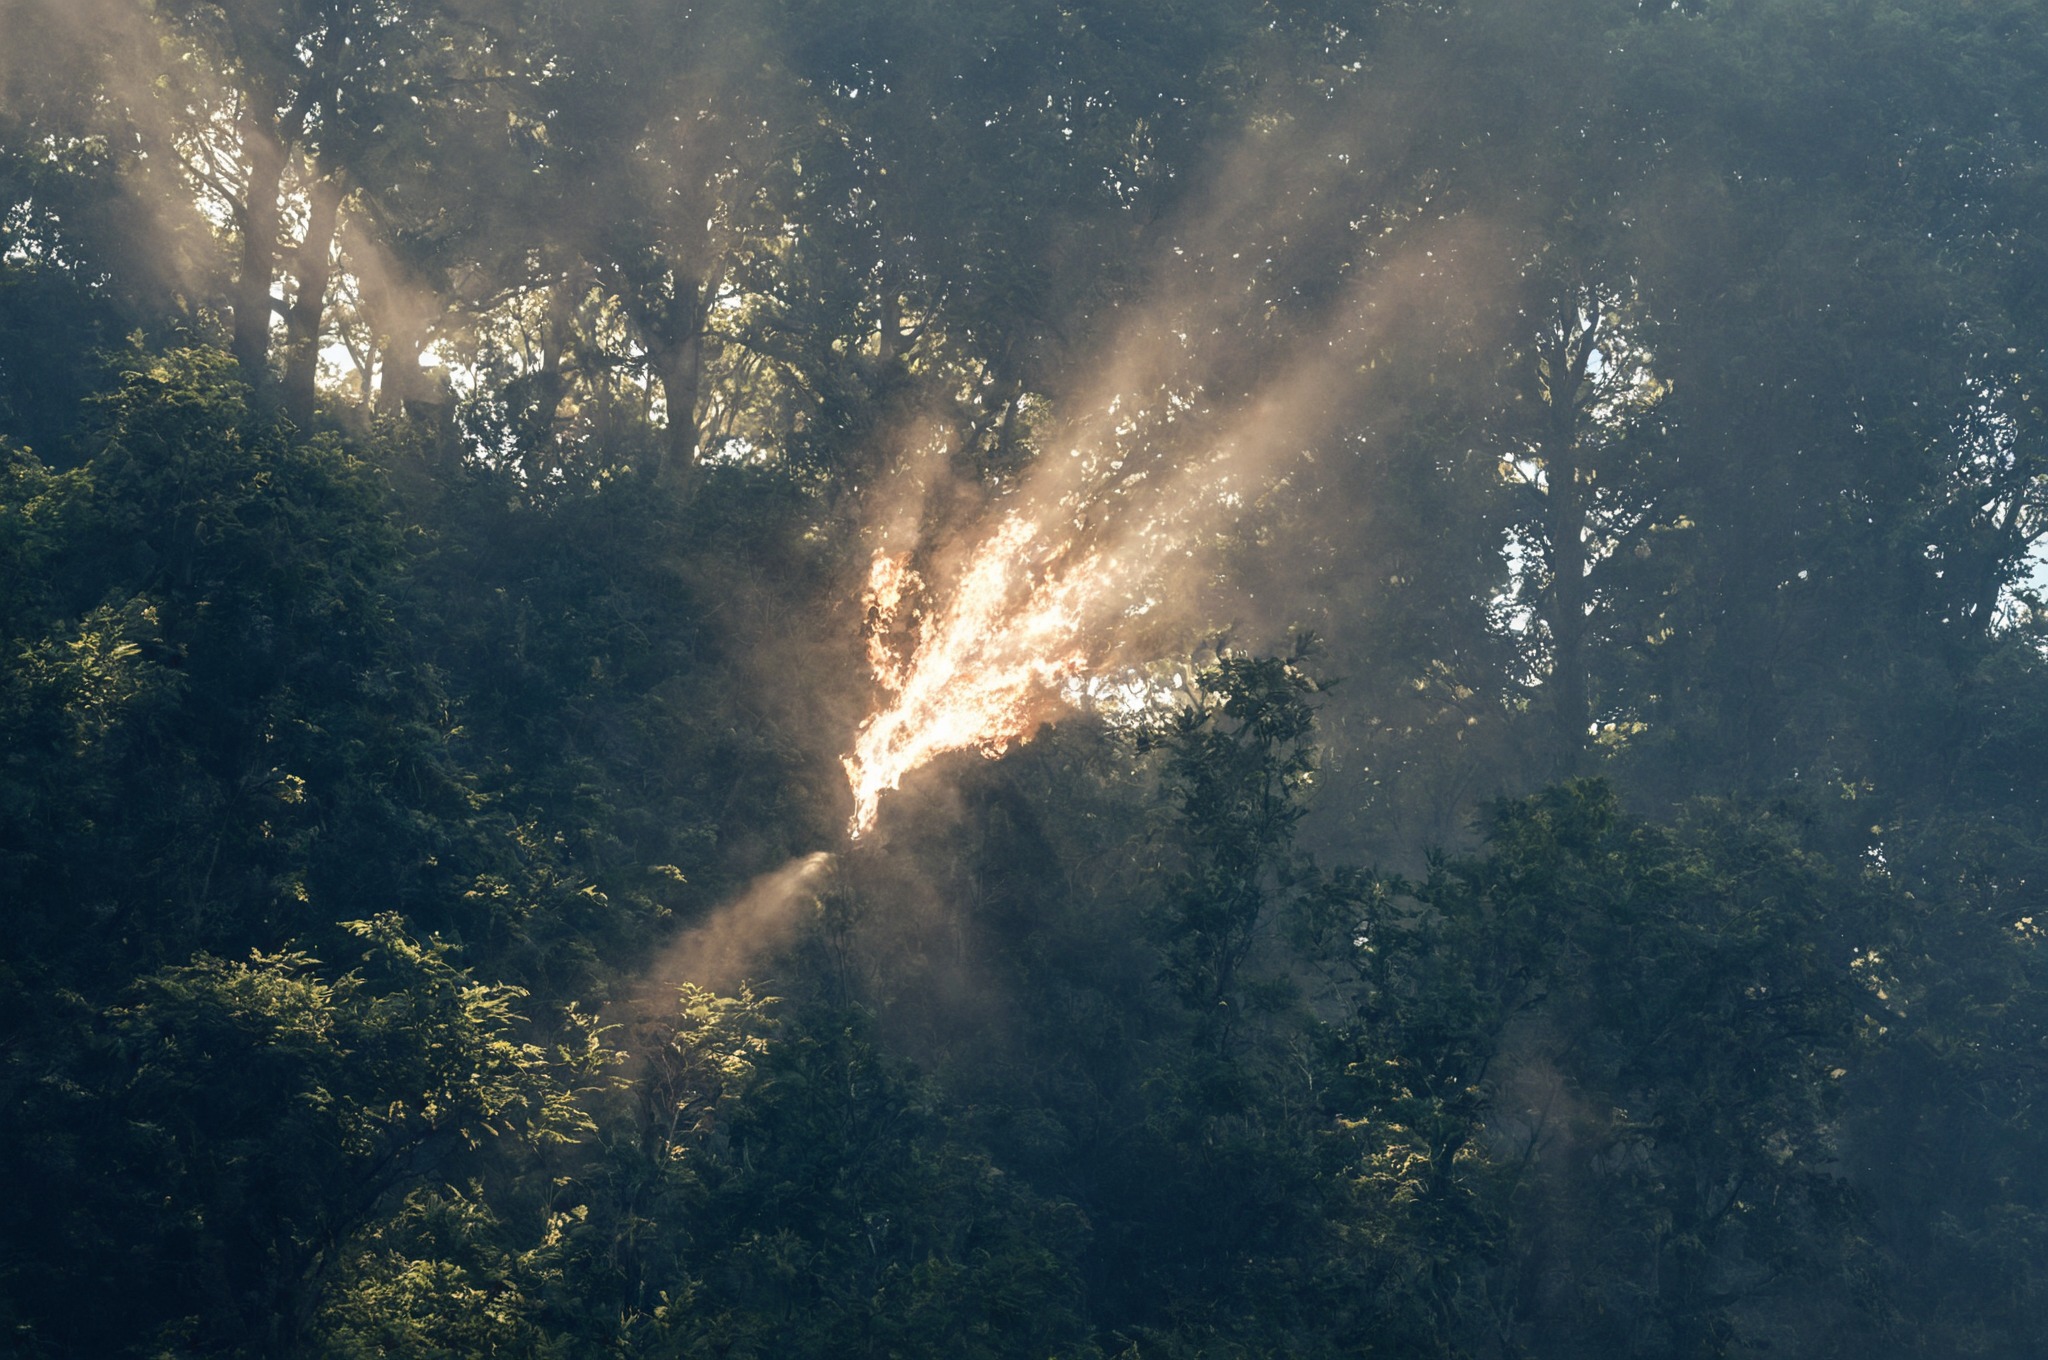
[4,0,2048,1356]
[0,346,2042,1353]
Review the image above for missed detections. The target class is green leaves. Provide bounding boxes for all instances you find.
[1153,642,1328,1027]
[1334,783,1871,1356]
[4,2,2048,1354]
[319,1182,573,1360]
[0,913,611,1358]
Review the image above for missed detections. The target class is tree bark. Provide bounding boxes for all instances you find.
[877,286,905,368]
[519,282,576,476]
[629,266,705,493]
[359,256,445,433]
[656,326,704,494]
[1539,315,1597,771]
[281,172,344,428]
[233,115,286,387]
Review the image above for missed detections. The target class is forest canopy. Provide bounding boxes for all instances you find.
[3,1,2047,1356]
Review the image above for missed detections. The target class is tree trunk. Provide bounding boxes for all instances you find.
[614,259,707,493]
[233,119,286,387]
[657,326,703,494]
[877,286,904,368]
[635,266,705,493]
[519,282,576,476]
[281,172,344,428]
[1540,320,1596,772]
[363,264,446,436]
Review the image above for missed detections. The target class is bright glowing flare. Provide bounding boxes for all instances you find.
[834,193,1467,839]
[844,514,1101,838]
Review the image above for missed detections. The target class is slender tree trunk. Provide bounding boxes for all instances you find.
[614,257,707,492]
[996,388,1020,457]
[638,267,705,493]
[385,314,428,415]
[657,327,703,493]
[366,266,446,435]
[386,325,424,411]
[877,286,904,368]
[520,282,576,476]
[1547,446,1588,761]
[282,172,344,427]
[1540,321,1596,772]
[234,117,286,386]
[359,334,380,415]
[1968,494,2025,631]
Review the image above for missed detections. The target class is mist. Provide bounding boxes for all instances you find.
[3,2,2044,1357]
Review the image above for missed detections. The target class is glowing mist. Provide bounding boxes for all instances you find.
[640,852,836,993]
[844,513,1101,837]
[837,190,1492,837]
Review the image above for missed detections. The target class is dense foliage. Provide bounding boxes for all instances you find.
[3,0,2047,1355]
